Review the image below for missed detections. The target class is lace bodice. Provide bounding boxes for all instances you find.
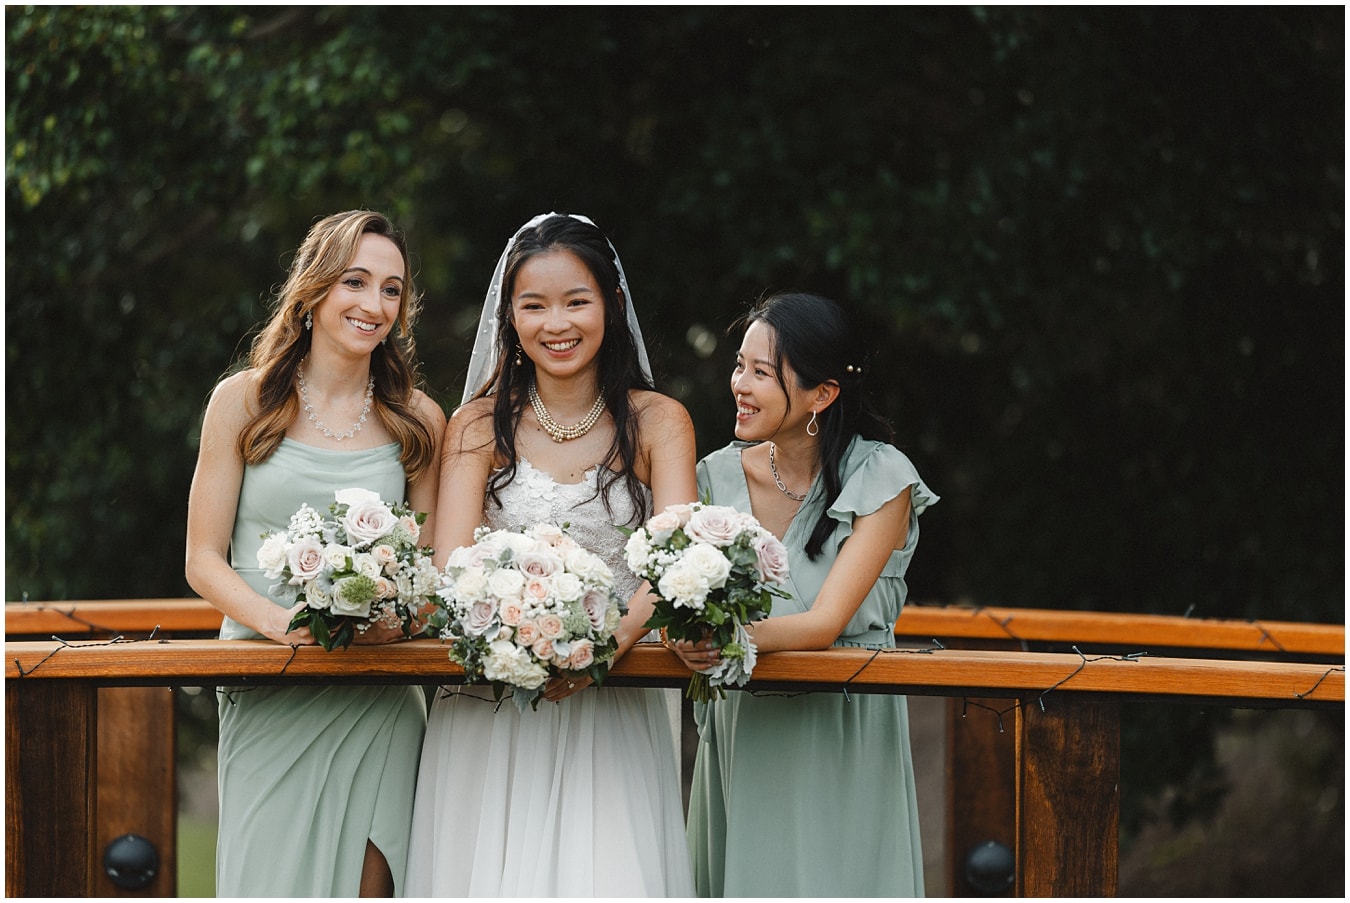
[486,458,648,604]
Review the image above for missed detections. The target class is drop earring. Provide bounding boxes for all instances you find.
[515,343,523,366]
[806,410,819,437]
[304,311,313,330]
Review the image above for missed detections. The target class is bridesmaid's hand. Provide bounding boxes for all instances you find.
[543,671,593,704]
[666,632,719,673]
[261,601,316,646]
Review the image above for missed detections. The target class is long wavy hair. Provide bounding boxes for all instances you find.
[735,292,895,560]
[472,214,655,525]
[236,210,436,481]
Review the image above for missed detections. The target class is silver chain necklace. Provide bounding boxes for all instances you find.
[297,363,374,441]
[528,380,606,442]
[768,442,808,501]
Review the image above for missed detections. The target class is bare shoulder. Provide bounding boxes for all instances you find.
[409,388,448,434]
[203,369,259,431]
[445,396,498,454]
[630,389,694,439]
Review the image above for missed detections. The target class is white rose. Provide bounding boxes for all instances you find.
[323,543,354,571]
[305,582,333,610]
[487,567,525,600]
[334,487,381,507]
[528,523,566,546]
[257,532,290,579]
[549,572,584,604]
[351,552,382,579]
[565,548,614,586]
[498,532,538,558]
[657,561,711,609]
[343,498,398,547]
[624,530,654,573]
[685,505,743,547]
[683,542,732,590]
[453,567,489,601]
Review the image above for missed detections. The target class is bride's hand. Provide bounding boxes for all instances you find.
[542,671,593,704]
[351,619,408,645]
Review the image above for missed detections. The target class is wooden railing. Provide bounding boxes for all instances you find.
[9,597,1342,656]
[5,600,1344,897]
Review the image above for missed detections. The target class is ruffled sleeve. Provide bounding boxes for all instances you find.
[826,439,938,540]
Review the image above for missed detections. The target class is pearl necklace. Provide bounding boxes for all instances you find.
[768,442,808,501]
[297,364,374,441]
[528,380,606,442]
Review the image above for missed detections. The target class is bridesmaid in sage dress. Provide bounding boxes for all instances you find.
[674,292,937,897]
[185,210,444,896]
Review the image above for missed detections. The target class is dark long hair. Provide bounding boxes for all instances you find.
[735,292,895,560]
[237,210,435,481]
[473,214,655,525]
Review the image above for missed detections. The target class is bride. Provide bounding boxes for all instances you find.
[406,213,697,896]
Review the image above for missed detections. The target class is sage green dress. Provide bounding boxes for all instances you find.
[687,437,937,897]
[216,439,427,897]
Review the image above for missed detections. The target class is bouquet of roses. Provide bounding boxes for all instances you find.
[425,523,627,710]
[256,488,439,651]
[624,502,791,702]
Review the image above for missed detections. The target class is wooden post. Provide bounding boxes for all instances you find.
[945,696,1017,896]
[1015,697,1119,896]
[96,687,178,896]
[6,679,98,897]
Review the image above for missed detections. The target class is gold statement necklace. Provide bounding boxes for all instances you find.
[528,380,606,442]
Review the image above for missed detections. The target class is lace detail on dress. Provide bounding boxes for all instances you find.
[487,459,647,604]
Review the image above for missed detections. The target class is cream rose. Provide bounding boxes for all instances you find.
[644,508,685,544]
[515,620,541,646]
[566,638,595,670]
[537,612,565,640]
[518,550,564,579]
[343,498,398,547]
[685,505,743,547]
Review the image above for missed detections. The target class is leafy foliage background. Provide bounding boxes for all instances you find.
[6,5,1342,865]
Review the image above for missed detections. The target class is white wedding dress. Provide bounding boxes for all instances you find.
[406,459,694,897]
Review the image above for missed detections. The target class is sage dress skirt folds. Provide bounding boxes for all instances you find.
[215,440,427,897]
[687,438,937,898]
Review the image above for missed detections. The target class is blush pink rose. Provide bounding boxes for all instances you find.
[566,638,595,670]
[287,537,326,581]
[685,505,743,546]
[515,620,540,646]
[752,532,791,585]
